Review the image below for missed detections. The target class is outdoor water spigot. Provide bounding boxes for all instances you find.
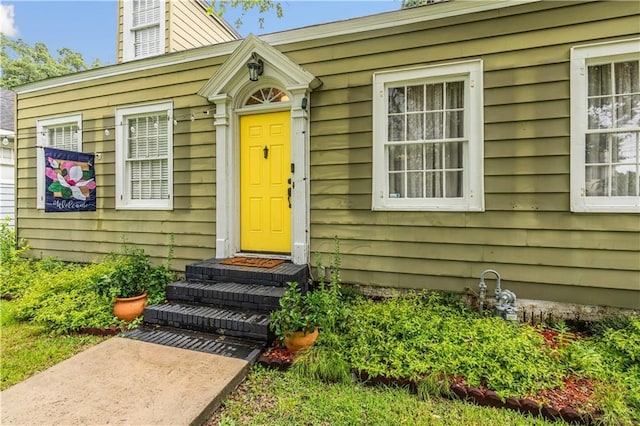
[479,269,518,322]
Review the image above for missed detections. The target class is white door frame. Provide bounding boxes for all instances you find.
[199,36,320,265]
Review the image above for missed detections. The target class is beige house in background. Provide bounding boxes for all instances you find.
[13,0,640,309]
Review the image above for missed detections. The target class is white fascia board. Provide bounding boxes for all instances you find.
[15,0,538,95]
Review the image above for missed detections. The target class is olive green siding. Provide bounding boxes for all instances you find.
[15,1,640,308]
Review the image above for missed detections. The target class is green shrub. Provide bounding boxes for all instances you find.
[340,292,565,397]
[14,261,123,333]
[0,217,28,267]
[92,241,174,305]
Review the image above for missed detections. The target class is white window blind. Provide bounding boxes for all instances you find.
[47,124,79,152]
[116,102,173,210]
[123,0,164,61]
[133,0,161,27]
[134,26,161,59]
[126,114,170,200]
[36,114,83,209]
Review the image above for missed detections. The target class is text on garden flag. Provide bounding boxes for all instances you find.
[44,147,96,212]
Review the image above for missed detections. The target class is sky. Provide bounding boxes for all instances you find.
[0,0,403,65]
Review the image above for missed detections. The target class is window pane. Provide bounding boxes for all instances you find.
[614,61,639,94]
[615,94,640,128]
[407,172,423,198]
[587,97,613,129]
[612,133,637,164]
[425,143,443,170]
[585,133,609,164]
[612,165,637,196]
[389,173,404,198]
[388,116,405,141]
[446,81,464,109]
[585,165,608,196]
[406,144,423,170]
[445,171,463,197]
[388,87,405,114]
[425,172,443,198]
[445,111,464,138]
[425,112,443,139]
[407,85,424,112]
[588,64,611,96]
[388,145,405,171]
[425,84,443,110]
[407,113,424,140]
[445,142,463,168]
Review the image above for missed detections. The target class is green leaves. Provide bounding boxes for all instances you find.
[0,34,101,90]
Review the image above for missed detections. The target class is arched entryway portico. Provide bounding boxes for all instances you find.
[198,35,321,265]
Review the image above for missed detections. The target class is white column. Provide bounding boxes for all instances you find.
[288,86,310,265]
[212,94,232,259]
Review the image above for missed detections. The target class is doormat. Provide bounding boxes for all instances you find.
[220,257,285,268]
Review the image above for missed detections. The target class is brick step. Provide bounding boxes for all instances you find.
[166,281,285,313]
[185,258,308,289]
[122,325,264,362]
[143,302,271,342]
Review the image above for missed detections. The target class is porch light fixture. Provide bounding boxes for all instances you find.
[247,53,264,82]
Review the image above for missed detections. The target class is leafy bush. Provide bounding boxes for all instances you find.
[92,244,172,304]
[13,261,123,333]
[0,217,28,267]
[338,292,565,397]
[9,241,174,334]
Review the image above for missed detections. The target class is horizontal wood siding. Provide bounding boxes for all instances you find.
[169,0,237,52]
[291,1,639,308]
[16,57,222,270]
[15,1,640,308]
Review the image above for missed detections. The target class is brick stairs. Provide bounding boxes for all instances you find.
[123,258,308,362]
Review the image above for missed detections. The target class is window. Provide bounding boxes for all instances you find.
[571,39,640,213]
[36,115,82,209]
[116,102,173,210]
[372,60,484,211]
[123,0,165,61]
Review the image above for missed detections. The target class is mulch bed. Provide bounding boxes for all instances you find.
[257,329,603,425]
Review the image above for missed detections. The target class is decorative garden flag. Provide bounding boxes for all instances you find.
[44,147,96,212]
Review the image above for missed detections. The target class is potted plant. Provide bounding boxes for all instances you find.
[94,244,172,321]
[270,282,328,352]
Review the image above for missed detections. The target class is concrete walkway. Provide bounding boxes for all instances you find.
[1,337,250,425]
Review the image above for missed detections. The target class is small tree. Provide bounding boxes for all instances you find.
[0,34,100,89]
[207,0,283,28]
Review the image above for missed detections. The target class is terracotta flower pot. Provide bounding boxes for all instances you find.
[283,328,319,352]
[113,292,148,321]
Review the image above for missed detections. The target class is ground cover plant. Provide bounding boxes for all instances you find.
[0,219,174,334]
[286,291,639,424]
[208,365,566,426]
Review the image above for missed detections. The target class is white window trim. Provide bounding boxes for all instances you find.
[36,114,83,209]
[115,101,173,210]
[570,38,640,213]
[122,0,166,62]
[372,59,484,212]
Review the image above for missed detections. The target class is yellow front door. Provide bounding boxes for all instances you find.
[240,111,291,253]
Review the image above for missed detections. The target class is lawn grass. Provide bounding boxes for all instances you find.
[209,366,567,426]
[0,300,107,390]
